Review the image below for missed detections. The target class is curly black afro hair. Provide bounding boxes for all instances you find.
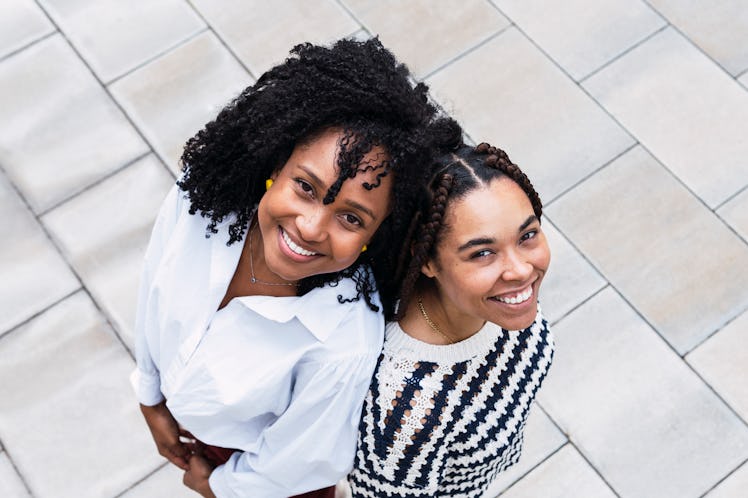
[177,37,453,317]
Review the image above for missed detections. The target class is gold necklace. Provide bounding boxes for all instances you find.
[248,221,298,287]
[417,298,456,344]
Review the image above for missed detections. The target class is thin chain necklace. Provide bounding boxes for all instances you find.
[417,297,456,344]
[248,220,298,287]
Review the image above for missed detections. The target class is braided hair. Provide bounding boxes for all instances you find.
[176,37,443,314]
[394,141,543,320]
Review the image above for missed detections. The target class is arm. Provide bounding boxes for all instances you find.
[207,354,377,498]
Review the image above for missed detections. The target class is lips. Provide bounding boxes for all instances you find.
[280,227,320,257]
[493,285,533,305]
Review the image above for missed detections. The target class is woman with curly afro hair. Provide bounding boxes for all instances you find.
[131,38,452,497]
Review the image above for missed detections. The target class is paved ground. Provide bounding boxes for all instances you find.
[1,1,747,497]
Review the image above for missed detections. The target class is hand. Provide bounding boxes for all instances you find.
[139,402,190,470]
[183,454,217,498]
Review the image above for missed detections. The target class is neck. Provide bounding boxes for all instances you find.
[246,220,299,292]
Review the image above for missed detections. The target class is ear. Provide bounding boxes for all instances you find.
[421,258,438,279]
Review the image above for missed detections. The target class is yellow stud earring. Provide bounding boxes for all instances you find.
[361,245,367,253]
[265,179,273,191]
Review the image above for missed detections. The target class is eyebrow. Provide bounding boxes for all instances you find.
[298,164,377,221]
[457,215,539,252]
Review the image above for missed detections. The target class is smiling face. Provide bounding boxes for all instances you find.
[422,177,550,331]
[255,128,392,282]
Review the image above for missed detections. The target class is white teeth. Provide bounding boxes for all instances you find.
[281,229,318,256]
[497,286,533,304]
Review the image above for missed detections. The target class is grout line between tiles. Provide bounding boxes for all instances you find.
[0,30,57,65]
[0,162,134,361]
[0,287,81,345]
[112,461,170,497]
[495,442,569,497]
[0,438,35,497]
[697,456,748,498]
[37,151,153,217]
[577,23,669,84]
[682,303,748,357]
[641,0,748,81]
[737,67,748,80]
[104,27,210,86]
[569,440,622,497]
[184,0,258,80]
[713,183,748,212]
[333,0,368,35]
[548,285,609,328]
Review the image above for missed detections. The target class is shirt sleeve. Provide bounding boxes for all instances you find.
[208,352,379,498]
[130,183,184,406]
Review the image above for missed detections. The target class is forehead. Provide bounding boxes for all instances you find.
[443,178,533,239]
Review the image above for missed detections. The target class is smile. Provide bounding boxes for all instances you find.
[281,228,319,256]
[495,286,533,305]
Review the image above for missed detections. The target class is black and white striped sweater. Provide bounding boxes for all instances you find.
[348,311,554,498]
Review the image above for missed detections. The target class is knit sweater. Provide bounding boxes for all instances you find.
[348,311,554,498]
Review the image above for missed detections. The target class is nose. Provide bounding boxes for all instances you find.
[296,207,328,243]
[501,250,533,281]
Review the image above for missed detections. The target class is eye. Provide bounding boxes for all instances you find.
[520,230,537,243]
[470,249,493,259]
[340,213,363,228]
[295,178,315,198]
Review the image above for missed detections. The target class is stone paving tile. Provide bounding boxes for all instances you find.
[41,155,174,352]
[583,27,748,208]
[492,0,665,81]
[499,444,616,498]
[0,35,148,213]
[547,146,748,354]
[0,171,79,336]
[686,310,748,422]
[0,0,54,59]
[0,452,30,498]
[344,0,508,79]
[538,287,748,497]
[705,460,748,498]
[740,71,748,89]
[191,0,358,77]
[538,220,606,325]
[119,464,195,498]
[39,0,205,83]
[0,291,162,498]
[426,27,634,202]
[481,405,567,497]
[110,31,251,172]
[718,188,748,242]
[647,0,748,76]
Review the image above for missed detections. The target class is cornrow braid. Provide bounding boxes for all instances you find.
[474,142,542,219]
[393,140,544,320]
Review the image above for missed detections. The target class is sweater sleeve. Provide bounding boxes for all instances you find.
[208,352,379,498]
[130,183,184,406]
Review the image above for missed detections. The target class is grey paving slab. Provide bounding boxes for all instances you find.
[0,35,149,213]
[119,464,195,498]
[191,0,358,77]
[492,0,665,80]
[499,444,616,498]
[39,0,205,83]
[0,0,54,60]
[740,70,748,89]
[0,171,79,336]
[538,220,606,325]
[0,452,30,498]
[583,27,748,208]
[547,146,748,354]
[110,31,251,172]
[0,291,162,498]
[538,287,748,498]
[687,310,748,423]
[648,0,748,76]
[481,405,567,497]
[426,27,634,202]
[718,187,748,242]
[705,460,748,498]
[41,155,174,352]
[344,0,509,79]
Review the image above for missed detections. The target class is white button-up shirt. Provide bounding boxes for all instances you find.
[131,184,385,497]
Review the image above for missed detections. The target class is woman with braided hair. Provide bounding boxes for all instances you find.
[348,138,555,497]
[131,37,450,497]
